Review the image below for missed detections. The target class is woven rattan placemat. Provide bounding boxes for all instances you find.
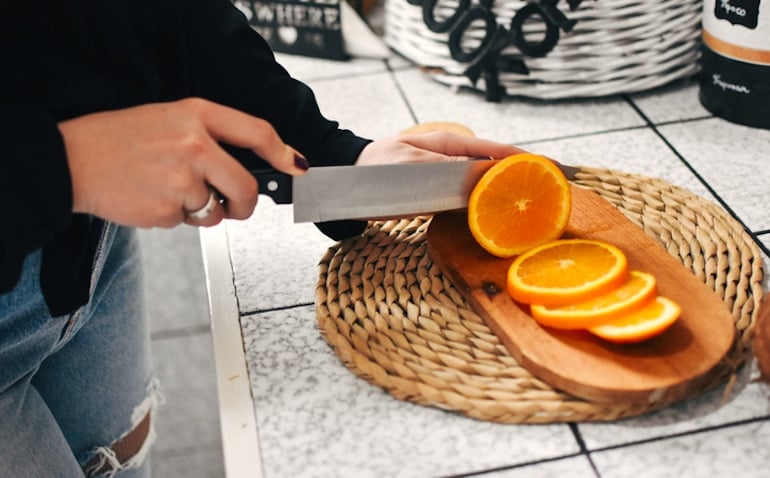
[315,167,765,423]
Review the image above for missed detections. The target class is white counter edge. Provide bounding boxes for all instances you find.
[199,223,262,478]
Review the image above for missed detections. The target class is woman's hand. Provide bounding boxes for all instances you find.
[355,131,524,166]
[59,98,308,228]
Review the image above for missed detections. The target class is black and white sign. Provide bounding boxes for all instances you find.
[235,0,347,60]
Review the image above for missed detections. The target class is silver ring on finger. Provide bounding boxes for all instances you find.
[186,189,218,220]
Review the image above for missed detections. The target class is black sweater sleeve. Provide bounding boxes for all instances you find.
[0,106,74,291]
[0,5,77,291]
[0,0,369,294]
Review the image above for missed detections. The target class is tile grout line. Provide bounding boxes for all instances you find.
[438,424,597,477]
[584,414,770,456]
[442,452,585,477]
[239,302,315,318]
[518,123,652,148]
[296,59,419,85]
[569,422,603,477]
[385,60,420,125]
[623,96,770,257]
[756,238,770,259]
[622,95,728,207]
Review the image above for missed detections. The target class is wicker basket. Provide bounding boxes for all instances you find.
[315,167,765,423]
[384,0,703,100]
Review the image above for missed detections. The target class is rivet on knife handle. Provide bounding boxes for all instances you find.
[251,168,293,204]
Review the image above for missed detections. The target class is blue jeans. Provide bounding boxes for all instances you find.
[0,223,159,477]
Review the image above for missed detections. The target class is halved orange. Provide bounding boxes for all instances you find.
[507,239,629,306]
[467,153,572,258]
[588,296,682,343]
[529,270,658,329]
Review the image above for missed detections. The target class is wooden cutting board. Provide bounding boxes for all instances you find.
[427,185,735,405]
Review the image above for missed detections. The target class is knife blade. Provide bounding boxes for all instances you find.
[251,159,579,223]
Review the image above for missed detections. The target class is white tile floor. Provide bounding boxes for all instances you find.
[140,12,770,478]
[138,227,226,477]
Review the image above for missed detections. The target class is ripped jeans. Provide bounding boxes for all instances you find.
[0,223,160,477]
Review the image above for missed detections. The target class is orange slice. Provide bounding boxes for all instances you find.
[467,153,572,258]
[588,296,682,343]
[507,239,629,306]
[529,271,658,329]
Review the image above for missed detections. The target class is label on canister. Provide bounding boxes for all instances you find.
[700,0,770,129]
[703,0,770,65]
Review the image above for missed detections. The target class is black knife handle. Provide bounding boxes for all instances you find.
[251,168,293,204]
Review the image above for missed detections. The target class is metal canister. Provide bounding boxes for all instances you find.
[699,0,770,129]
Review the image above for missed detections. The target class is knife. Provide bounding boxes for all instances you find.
[251,159,579,223]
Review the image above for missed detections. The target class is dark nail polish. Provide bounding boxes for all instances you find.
[295,155,310,171]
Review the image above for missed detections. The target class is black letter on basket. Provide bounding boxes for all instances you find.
[450,6,518,102]
[538,0,578,32]
[448,6,497,63]
[509,2,561,57]
[423,0,470,33]
[566,0,585,10]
